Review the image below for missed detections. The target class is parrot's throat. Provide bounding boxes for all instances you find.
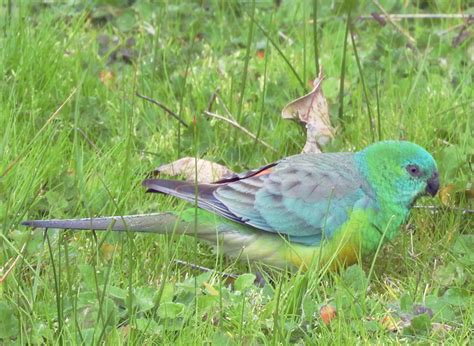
[368,195,409,247]
[354,153,412,249]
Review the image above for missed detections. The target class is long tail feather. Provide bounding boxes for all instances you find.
[22,211,301,269]
[22,213,181,233]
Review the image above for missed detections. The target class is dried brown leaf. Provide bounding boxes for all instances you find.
[0,243,26,284]
[431,322,454,335]
[101,243,118,261]
[381,314,400,332]
[155,157,233,183]
[281,70,334,153]
[439,182,473,207]
[439,184,456,206]
[99,70,115,87]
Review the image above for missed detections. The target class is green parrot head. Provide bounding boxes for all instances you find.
[356,141,439,208]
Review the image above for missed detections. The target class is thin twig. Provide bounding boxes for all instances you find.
[370,12,387,26]
[433,99,474,117]
[206,87,220,112]
[0,243,27,283]
[203,111,278,153]
[2,88,77,178]
[436,23,468,36]
[136,92,188,128]
[359,13,472,20]
[278,31,294,46]
[216,93,235,120]
[371,0,416,48]
[214,91,278,152]
[414,205,474,215]
[251,18,305,89]
[452,24,471,47]
[75,127,101,153]
[173,259,238,280]
[139,150,161,157]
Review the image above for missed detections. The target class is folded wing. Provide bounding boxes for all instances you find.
[144,153,377,245]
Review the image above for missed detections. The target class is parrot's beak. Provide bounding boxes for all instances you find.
[426,171,440,197]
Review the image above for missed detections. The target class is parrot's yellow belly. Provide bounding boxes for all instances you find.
[286,238,360,272]
[285,210,373,271]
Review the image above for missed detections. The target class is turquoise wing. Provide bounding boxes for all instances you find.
[212,153,378,245]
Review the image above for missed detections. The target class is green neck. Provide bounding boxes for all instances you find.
[354,149,411,246]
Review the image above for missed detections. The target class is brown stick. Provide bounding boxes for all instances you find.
[413,205,474,215]
[203,111,278,153]
[206,87,220,112]
[0,243,27,283]
[173,259,238,280]
[2,88,77,178]
[371,0,416,47]
[359,13,472,20]
[136,92,188,128]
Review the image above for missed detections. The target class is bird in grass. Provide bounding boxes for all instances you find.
[23,141,439,271]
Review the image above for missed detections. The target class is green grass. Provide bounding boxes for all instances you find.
[1,0,472,344]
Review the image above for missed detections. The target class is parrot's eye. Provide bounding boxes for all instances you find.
[406,164,422,177]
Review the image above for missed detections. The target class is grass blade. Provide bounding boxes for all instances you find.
[251,17,306,90]
[236,0,256,124]
[312,0,320,76]
[350,27,375,143]
[45,232,63,344]
[338,10,351,128]
[375,73,382,140]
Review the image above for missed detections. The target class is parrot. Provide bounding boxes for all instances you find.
[22,141,439,271]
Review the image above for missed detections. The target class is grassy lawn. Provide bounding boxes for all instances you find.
[1,0,472,343]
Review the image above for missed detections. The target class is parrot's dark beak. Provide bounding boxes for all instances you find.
[426,171,440,197]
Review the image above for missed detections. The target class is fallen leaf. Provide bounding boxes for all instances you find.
[439,184,456,206]
[155,157,234,183]
[0,243,26,284]
[120,324,131,338]
[101,243,118,261]
[99,70,115,87]
[439,182,473,207]
[319,304,336,325]
[281,68,334,153]
[431,322,454,335]
[381,314,399,332]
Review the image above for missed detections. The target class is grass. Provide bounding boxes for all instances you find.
[1,0,473,344]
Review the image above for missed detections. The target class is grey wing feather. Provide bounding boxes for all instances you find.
[213,153,376,244]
